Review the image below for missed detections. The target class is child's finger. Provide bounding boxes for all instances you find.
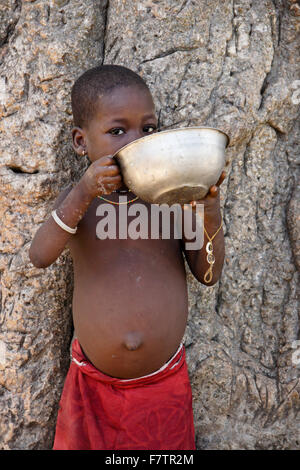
[97,155,117,166]
[209,185,218,197]
[216,171,226,187]
[100,165,120,176]
[103,175,122,184]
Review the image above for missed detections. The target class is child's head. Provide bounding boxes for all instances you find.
[71,65,157,162]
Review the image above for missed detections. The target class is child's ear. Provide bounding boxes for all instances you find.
[72,127,87,156]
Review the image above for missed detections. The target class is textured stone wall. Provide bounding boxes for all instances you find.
[0,0,299,449]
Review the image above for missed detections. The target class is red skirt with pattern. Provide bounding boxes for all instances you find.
[53,339,195,450]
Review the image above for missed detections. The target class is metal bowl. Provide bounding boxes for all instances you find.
[115,126,229,205]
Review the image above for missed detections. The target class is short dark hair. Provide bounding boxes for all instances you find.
[71,65,150,128]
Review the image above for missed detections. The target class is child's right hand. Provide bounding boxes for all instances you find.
[80,155,122,198]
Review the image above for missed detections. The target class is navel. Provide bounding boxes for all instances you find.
[123,331,143,351]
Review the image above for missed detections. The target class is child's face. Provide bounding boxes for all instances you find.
[73,85,157,162]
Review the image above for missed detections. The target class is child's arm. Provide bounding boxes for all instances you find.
[181,172,226,286]
[29,156,121,268]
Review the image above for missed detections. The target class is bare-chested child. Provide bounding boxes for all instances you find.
[29,65,226,450]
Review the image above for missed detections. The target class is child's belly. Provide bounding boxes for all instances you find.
[71,240,189,379]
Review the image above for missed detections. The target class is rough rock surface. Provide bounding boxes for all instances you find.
[0,0,299,449]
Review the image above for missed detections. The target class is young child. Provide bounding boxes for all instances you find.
[29,65,226,450]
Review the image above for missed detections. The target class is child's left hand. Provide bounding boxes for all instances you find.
[189,170,227,217]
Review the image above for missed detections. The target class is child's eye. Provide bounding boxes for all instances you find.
[109,128,125,136]
[143,125,157,134]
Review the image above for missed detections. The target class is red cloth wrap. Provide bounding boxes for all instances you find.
[53,339,195,450]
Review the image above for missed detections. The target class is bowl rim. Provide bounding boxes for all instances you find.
[114,126,230,158]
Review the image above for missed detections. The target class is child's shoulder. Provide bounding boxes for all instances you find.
[52,184,73,210]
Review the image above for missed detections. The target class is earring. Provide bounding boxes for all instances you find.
[81,149,86,156]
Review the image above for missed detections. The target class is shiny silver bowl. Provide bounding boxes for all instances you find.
[115,126,229,205]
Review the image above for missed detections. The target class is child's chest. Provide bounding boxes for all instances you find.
[74,198,182,242]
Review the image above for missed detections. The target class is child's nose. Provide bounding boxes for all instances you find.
[126,129,144,146]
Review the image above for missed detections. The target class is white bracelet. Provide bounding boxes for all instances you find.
[51,210,77,234]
